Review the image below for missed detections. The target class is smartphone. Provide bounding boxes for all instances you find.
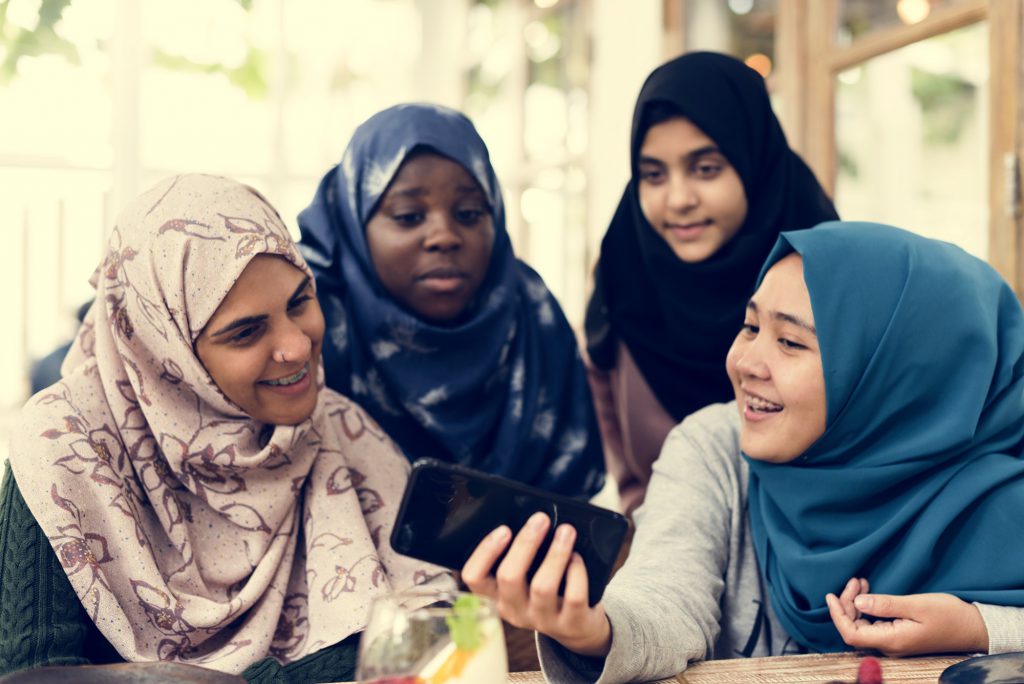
[390,458,629,607]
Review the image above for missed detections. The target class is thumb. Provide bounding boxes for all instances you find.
[854,593,911,619]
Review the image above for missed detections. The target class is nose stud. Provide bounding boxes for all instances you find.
[273,350,288,363]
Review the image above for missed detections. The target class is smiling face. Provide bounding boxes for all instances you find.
[365,151,496,324]
[726,253,826,463]
[195,254,325,426]
[637,116,748,263]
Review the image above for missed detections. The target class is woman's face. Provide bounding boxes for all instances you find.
[365,152,495,324]
[726,254,826,463]
[637,116,748,263]
[196,254,325,426]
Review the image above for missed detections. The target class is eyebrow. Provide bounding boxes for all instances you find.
[288,276,312,302]
[747,300,817,336]
[638,145,722,166]
[209,276,311,338]
[389,184,484,199]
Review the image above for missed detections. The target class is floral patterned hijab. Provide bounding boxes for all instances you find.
[8,175,449,674]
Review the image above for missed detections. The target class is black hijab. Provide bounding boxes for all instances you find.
[584,51,838,422]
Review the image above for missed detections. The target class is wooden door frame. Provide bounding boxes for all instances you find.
[666,0,1024,292]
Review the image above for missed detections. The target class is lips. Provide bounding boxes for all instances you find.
[417,266,469,293]
[665,219,712,240]
[260,366,308,387]
[743,390,783,413]
[418,266,468,280]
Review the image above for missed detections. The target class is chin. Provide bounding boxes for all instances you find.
[740,437,784,463]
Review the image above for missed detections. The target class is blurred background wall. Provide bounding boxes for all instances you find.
[1,0,1018,461]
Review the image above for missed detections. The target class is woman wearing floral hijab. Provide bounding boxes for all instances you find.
[0,174,448,681]
[299,103,605,499]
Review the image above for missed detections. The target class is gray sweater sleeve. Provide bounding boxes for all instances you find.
[539,403,746,683]
[975,603,1024,654]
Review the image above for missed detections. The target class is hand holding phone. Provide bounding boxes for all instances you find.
[460,511,615,659]
[389,459,628,607]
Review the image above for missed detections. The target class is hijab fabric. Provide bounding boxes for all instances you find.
[747,221,1024,651]
[298,103,605,498]
[585,51,838,422]
[9,175,448,674]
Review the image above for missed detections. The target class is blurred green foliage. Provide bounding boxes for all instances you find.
[0,0,78,84]
[0,0,266,99]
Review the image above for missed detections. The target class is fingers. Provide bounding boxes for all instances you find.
[495,513,551,624]
[837,577,863,621]
[461,525,511,598]
[854,593,909,619]
[528,524,577,624]
[561,551,592,617]
[826,592,857,641]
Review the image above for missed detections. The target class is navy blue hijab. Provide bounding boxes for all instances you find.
[747,222,1024,651]
[298,103,604,498]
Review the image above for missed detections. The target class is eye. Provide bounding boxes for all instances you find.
[693,161,724,179]
[392,211,425,227]
[638,168,664,184]
[288,294,312,313]
[741,323,759,336]
[779,338,807,350]
[455,207,487,225]
[229,324,264,346]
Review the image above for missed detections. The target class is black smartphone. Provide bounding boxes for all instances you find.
[390,458,629,607]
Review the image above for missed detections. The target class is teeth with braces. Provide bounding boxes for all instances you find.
[746,394,782,411]
[264,367,307,386]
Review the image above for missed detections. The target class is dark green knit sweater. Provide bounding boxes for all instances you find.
[0,463,358,683]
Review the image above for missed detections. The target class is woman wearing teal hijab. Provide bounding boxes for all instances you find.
[748,222,1024,651]
[461,221,1024,683]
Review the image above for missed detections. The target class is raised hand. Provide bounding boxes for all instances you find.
[460,512,613,657]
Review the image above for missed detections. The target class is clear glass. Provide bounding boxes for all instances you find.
[835,21,988,258]
[357,590,507,684]
[839,0,972,45]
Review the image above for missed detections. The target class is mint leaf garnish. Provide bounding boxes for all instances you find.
[445,594,482,651]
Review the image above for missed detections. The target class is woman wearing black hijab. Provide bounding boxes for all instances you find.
[585,51,837,514]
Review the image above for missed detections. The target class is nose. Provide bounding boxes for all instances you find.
[273,322,312,364]
[666,173,698,213]
[423,214,462,252]
[734,336,770,380]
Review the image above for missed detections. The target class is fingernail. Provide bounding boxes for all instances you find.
[491,526,511,543]
[528,512,548,531]
[854,595,873,610]
[556,525,575,546]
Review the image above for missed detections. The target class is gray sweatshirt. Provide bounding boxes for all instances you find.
[538,401,1024,683]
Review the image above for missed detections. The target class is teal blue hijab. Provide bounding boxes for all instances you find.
[746,221,1024,652]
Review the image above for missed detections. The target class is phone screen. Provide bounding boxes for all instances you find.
[390,459,628,606]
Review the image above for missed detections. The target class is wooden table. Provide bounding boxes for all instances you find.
[503,653,966,682]
[676,652,966,683]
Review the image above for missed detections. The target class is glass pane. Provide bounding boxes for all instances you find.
[835,22,988,258]
[0,0,114,165]
[684,0,777,78]
[839,0,974,45]
[281,0,422,177]
[140,1,275,173]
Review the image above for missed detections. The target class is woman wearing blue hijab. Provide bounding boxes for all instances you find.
[462,221,1024,683]
[298,103,604,499]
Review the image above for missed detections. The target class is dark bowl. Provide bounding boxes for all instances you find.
[0,662,245,683]
[940,652,1024,684]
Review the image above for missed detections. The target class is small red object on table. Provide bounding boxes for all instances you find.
[857,656,883,684]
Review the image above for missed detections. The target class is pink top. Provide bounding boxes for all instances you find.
[585,342,677,515]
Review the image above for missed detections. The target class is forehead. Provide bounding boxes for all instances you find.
[639,117,717,158]
[753,254,813,320]
[385,152,482,193]
[209,255,306,316]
